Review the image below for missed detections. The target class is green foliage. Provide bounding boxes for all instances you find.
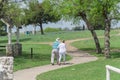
[44,27,62,32]
[43,0,61,20]
[0,0,25,27]
[0,30,7,36]
[93,24,104,30]
[0,21,7,36]
[72,26,83,31]
[24,0,61,25]
[44,0,120,29]
[24,0,41,25]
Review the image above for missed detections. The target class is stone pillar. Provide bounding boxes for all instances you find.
[6,44,14,56]
[13,43,22,56]
[0,57,14,80]
[0,70,4,80]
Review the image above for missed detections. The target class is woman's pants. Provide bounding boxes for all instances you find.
[59,52,66,63]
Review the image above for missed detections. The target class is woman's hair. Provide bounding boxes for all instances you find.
[62,40,65,43]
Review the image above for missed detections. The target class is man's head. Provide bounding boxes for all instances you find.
[56,38,60,41]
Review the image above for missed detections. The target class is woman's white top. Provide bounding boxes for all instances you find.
[58,43,66,53]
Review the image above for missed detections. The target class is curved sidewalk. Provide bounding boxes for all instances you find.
[14,52,97,80]
[14,39,98,80]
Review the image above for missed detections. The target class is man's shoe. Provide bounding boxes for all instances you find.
[58,63,61,66]
[51,63,54,65]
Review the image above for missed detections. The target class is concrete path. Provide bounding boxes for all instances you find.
[14,39,98,80]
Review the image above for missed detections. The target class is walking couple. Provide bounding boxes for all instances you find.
[51,38,67,65]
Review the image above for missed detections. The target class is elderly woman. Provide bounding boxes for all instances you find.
[58,40,66,65]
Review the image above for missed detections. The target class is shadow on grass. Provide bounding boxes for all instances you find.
[78,48,95,51]
[75,48,105,57]
[111,51,120,58]
[0,38,31,43]
[15,51,50,61]
[19,38,31,42]
[0,49,6,56]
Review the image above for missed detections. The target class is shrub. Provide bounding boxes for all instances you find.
[44,27,62,32]
[72,26,83,31]
[0,30,7,36]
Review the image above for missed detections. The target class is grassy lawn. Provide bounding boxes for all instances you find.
[0,30,120,72]
[14,44,71,71]
[36,30,120,80]
[1,30,118,44]
[14,44,51,71]
[37,59,120,80]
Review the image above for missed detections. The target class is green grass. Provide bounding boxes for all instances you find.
[0,30,118,44]
[14,44,71,71]
[0,29,120,72]
[37,59,120,80]
[36,30,120,80]
[14,44,51,71]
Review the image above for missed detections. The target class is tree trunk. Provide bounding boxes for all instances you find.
[83,25,85,30]
[104,19,111,58]
[8,26,12,44]
[39,21,44,35]
[6,25,14,56]
[90,30,102,53]
[81,13,102,53]
[16,27,19,43]
[33,24,36,35]
[13,43,22,56]
[14,27,22,56]
[1,18,13,56]
[1,18,12,44]
[103,4,111,58]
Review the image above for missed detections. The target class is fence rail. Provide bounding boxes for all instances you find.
[106,65,120,80]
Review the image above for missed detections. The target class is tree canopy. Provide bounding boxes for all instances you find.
[24,0,61,34]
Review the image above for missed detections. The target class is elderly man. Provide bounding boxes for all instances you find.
[51,38,60,65]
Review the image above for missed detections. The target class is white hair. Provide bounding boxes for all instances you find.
[56,38,60,41]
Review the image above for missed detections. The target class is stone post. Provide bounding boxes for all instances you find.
[0,69,4,80]
[0,57,14,80]
[13,43,22,56]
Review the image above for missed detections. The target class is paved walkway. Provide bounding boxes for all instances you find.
[14,39,98,80]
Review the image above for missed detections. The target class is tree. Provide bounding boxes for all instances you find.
[48,0,120,58]
[96,0,120,58]
[12,3,24,43]
[45,0,102,53]
[88,0,120,58]
[24,0,61,35]
[0,0,25,56]
[23,0,39,34]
